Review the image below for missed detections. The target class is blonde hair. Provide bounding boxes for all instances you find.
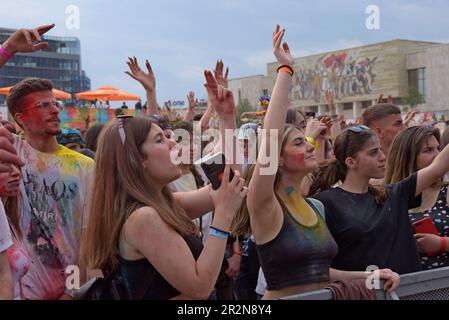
[81,117,198,273]
[231,124,299,237]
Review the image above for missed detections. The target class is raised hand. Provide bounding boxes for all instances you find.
[204,70,236,116]
[125,57,156,92]
[325,89,336,108]
[377,94,384,104]
[305,119,328,140]
[272,24,294,67]
[204,70,219,110]
[209,163,248,220]
[339,114,347,130]
[320,116,333,135]
[214,60,229,88]
[2,24,55,55]
[187,91,196,111]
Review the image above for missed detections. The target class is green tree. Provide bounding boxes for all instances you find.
[403,87,423,109]
[236,98,254,127]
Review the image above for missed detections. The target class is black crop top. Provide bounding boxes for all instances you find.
[119,234,204,300]
[256,198,338,291]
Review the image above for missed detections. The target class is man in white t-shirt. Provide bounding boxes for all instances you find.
[0,201,13,299]
[6,78,94,300]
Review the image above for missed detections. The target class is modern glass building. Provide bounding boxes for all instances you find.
[0,27,91,105]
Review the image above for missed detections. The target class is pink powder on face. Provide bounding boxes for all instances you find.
[293,153,305,164]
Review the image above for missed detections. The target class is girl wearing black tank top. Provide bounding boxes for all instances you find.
[241,25,400,300]
[81,61,248,300]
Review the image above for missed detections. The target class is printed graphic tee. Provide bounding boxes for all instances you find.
[14,137,94,300]
[0,202,12,253]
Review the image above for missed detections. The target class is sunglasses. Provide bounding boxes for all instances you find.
[116,115,133,145]
[343,125,370,158]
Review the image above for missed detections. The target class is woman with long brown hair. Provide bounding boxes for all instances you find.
[0,165,30,300]
[81,67,248,299]
[385,126,449,270]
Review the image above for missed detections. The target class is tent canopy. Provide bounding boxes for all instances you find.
[75,86,140,101]
[0,86,71,99]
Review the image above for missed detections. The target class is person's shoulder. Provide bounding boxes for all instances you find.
[57,145,95,167]
[127,206,167,234]
[315,188,342,202]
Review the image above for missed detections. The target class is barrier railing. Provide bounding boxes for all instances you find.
[281,266,449,300]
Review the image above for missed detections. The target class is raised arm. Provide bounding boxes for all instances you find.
[305,118,328,162]
[125,57,158,116]
[203,70,239,168]
[198,60,229,132]
[404,110,419,127]
[248,25,293,208]
[125,164,247,299]
[173,69,239,218]
[416,143,449,196]
[0,127,24,172]
[184,91,196,122]
[1,24,54,69]
[326,90,341,140]
[173,185,214,219]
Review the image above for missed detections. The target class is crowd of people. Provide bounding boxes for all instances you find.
[1,22,449,301]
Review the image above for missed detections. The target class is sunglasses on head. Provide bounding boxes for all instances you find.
[347,125,370,133]
[116,115,133,145]
[343,125,370,158]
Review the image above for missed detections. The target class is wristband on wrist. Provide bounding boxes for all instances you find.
[440,236,447,253]
[209,226,230,240]
[0,45,14,61]
[306,136,321,151]
[277,65,294,76]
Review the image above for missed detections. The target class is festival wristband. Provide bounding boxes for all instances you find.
[306,136,321,150]
[441,236,447,253]
[209,226,230,240]
[0,45,14,61]
[277,65,294,76]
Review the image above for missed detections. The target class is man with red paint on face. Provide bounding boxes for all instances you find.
[4,78,94,300]
[0,24,94,300]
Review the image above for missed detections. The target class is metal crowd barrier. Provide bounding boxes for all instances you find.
[281,266,449,300]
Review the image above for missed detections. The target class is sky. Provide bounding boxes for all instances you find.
[1,0,448,107]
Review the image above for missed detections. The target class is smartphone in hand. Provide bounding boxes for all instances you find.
[306,111,316,118]
[196,152,234,190]
[412,217,439,235]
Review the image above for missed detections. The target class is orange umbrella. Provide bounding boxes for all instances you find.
[0,86,71,99]
[75,86,140,101]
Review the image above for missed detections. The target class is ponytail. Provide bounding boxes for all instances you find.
[368,184,387,205]
[308,159,345,197]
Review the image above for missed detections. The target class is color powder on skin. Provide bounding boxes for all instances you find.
[293,153,305,164]
[285,186,294,196]
[287,148,305,164]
